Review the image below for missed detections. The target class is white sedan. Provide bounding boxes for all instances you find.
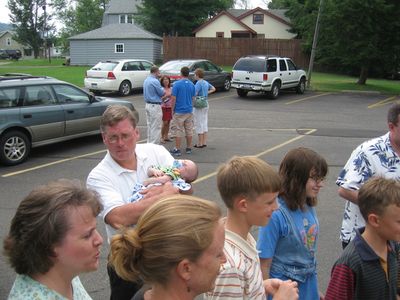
[84,59,154,96]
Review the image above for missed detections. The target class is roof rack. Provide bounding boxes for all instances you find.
[0,74,49,81]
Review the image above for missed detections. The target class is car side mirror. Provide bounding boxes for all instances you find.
[89,93,97,103]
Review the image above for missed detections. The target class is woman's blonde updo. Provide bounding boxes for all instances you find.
[109,195,221,285]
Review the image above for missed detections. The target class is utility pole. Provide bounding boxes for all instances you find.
[307,0,324,88]
[42,1,51,63]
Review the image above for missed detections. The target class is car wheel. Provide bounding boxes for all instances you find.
[296,77,306,94]
[223,78,231,91]
[0,130,31,166]
[119,80,132,96]
[269,81,280,99]
[237,89,248,98]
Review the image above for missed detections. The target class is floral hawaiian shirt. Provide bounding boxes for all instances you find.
[336,132,400,242]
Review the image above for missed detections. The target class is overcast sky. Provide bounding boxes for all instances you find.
[0,0,268,25]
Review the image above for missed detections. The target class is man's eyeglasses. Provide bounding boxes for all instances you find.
[105,133,133,144]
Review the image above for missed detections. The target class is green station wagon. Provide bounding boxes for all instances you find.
[0,75,137,165]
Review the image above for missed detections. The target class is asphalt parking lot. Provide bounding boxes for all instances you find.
[1,88,399,299]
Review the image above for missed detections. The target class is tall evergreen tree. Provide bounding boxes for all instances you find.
[135,0,234,36]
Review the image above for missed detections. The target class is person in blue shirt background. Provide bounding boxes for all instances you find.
[169,66,195,157]
[143,66,164,144]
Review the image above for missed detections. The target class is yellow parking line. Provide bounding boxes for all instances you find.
[194,128,316,184]
[368,96,398,109]
[2,127,315,178]
[1,139,147,178]
[285,93,331,105]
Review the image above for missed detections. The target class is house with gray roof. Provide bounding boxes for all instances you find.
[69,0,162,65]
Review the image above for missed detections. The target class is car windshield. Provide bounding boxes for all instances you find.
[233,58,266,72]
[91,62,119,71]
[160,61,192,72]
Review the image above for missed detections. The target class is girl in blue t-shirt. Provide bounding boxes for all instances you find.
[257,147,328,300]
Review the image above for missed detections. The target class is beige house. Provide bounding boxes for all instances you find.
[0,31,34,58]
[193,7,296,39]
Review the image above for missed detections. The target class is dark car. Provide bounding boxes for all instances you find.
[0,49,22,60]
[159,59,231,91]
[0,74,137,165]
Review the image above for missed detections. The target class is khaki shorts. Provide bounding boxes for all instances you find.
[171,113,194,137]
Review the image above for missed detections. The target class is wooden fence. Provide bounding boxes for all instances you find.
[163,37,310,68]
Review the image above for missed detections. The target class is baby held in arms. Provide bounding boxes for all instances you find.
[128,159,198,203]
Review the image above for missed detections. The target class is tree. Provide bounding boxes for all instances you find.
[318,0,400,84]
[135,0,235,36]
[52,0,106,53]
[267,0,400,84]
[8,0,49,58]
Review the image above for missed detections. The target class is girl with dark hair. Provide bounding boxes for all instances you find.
[257,147,328,300]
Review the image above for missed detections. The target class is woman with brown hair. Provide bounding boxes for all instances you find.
[160,75,173,143]
[4,179,103,299]
[109,195,226,300]
[257,147,328,300]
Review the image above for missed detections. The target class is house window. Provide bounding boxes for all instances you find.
[115,43,124,53]
[231,31,251,38]
[6,38,11,46]
[120,14,134,24]
[253,14,264,24]
[216,32,224,38]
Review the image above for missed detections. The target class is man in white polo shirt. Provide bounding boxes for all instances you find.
[87,105,177,300]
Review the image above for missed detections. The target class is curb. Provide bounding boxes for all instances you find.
[340,90,381,95]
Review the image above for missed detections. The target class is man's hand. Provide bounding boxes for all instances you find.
[105,182,179,229]
[140,181,179,200]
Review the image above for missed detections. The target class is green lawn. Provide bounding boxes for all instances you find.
[0,59,399,94]
[0,58,89,87]
[221,66,400,95]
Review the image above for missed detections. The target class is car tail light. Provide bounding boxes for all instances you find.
[263,73,268,81]
[169,75,182,81]
[107,72,116,79]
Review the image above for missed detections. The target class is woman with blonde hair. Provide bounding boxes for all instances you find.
[109,195,226,300]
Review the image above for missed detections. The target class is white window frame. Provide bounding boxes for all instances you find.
[119,14,134,24]
[115,43,124,53]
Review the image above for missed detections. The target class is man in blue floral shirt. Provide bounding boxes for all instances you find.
[336,102,400,248]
